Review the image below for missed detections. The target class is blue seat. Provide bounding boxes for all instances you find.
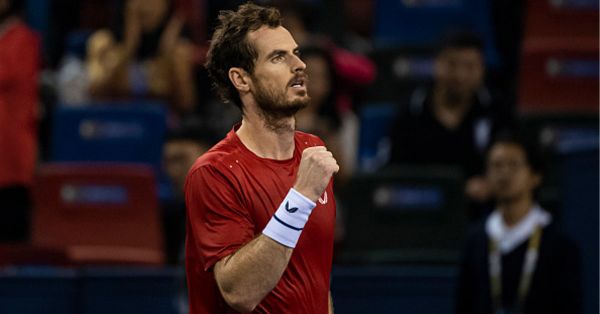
[374,0,499,66]
[357,103,399,172]
[364,46,436,104]
[51,102,167,172]
[337,165,466,264]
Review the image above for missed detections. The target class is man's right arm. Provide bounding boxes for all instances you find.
[213,146,339,312]
[214,235,292,312]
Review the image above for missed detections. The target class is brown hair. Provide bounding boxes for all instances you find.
[204,3,282,110]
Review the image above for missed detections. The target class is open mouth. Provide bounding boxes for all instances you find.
[289,76,307,89]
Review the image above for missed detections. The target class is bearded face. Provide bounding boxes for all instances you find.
[242,26,312,132]
[252,72,311,132]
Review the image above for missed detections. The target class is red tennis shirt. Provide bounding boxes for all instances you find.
[185,125,336,314]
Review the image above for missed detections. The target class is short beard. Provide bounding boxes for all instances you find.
[253,80,310,134]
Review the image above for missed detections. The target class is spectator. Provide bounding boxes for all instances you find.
[455,134,582,314]
[0,0,40,242]
[162,121,214,264]
[86,0,196,116]
[388,32,513,217]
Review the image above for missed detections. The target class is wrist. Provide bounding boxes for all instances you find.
[262,188,316,248]
[292,185,319,203]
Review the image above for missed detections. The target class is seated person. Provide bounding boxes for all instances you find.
[86,0,196,115]
[388,32,514,216]
[455,134,582,314]
[162,122,215,264]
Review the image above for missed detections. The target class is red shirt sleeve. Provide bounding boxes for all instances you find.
[185,163,255,271]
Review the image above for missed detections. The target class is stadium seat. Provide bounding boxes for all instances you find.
[357,103,399,172]
[373,0,499,65]
[523,0,599,40]
[51,103,167,172]
[518,113,598,210]
[31,163,165,266]
[0,244,68,267]
[337,165,466,264]
[518,37,598,113]
[364,45,436,104]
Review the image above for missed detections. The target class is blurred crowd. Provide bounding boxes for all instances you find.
[2,0,526,245]
[0,0,597,312]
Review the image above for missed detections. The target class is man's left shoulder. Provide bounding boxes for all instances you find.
[294,130,325,148]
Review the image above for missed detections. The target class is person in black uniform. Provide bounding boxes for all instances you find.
[388,32,514,219]
[455,134,582,314]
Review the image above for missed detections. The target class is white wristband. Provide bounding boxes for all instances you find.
[262,188,316,248]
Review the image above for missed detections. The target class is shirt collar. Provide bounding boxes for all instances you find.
[485,204,552,253]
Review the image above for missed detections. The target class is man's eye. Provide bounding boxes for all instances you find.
[272,55,284,62]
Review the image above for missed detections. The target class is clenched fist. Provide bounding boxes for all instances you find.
[293,146,339,202]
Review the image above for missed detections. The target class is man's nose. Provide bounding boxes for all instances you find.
[291,55,306,73]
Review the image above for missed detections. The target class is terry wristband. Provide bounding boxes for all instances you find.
[262,188,317,248]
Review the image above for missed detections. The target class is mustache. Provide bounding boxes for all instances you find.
[288,73,309,86]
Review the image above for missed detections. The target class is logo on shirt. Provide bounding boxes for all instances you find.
[285,201,299,213]
[318,192,328,205]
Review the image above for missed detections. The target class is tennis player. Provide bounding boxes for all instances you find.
[185,3,337,313]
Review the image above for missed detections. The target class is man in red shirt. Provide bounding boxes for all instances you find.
[185,3,338,314]
[0,0,40,242]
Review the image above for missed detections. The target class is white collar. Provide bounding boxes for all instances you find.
[485,204,552,253]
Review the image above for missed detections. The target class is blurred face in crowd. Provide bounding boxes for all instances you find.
[486,143,541,204]
[128,0,169,32]
[246,26,310,121]
[164,140,208,195]
[304,54,331,110]
[434,47,484,105]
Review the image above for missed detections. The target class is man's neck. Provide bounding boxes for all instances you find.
[236,109,296,160]
[498,196,534,228]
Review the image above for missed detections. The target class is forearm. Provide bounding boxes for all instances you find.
[214,234,292,312]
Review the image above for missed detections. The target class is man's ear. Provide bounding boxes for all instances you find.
[228,67,250,93]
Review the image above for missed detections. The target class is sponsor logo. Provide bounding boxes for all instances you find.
[318,192,328,205]
[285,201,299,213]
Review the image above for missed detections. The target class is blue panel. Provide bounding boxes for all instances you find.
[357,103,399,172]
[0,267,78,314]
[80,267,180,314]
[375,0,470,44]
[51,103,167,172]
[559,150,599,314]
[373,185,444,211]
[331,266,457,314]
[374,0,499,66]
